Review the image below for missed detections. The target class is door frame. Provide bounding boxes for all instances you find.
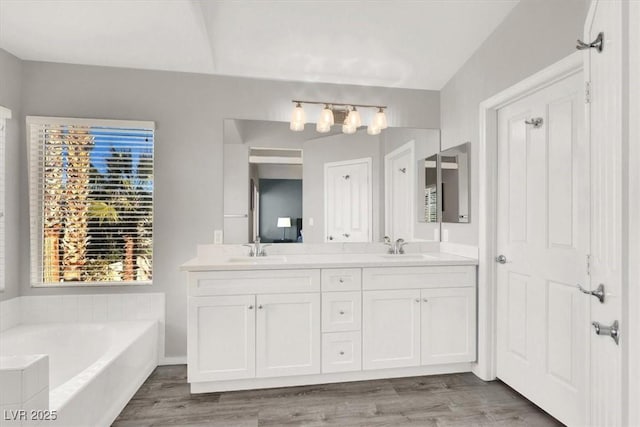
[323,157,373,243]
[476,51,583,381]
[384,140,415,240]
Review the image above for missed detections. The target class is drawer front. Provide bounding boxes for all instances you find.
[321,268,362,291]
[189,269,320,296]
[362,266,475,290]
[322,291,362,332]
[322,331,362,373]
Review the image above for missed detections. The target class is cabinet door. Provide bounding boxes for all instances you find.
[421,287,476,365]
[256,293,320,377]
[188,295,255,382]
[363,290,421,370]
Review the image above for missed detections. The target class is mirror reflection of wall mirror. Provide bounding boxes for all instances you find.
[440,142,470,223]
[223,119,440,244]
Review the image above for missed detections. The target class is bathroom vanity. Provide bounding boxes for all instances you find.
[182,250,477,393]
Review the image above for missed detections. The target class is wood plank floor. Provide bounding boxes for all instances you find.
[113,365,562,427]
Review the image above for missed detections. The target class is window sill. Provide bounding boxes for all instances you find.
[31,280,152,288]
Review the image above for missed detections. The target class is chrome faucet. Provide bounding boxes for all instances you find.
[243,237,271,257]
[384,236,408,254]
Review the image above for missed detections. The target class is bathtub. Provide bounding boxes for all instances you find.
[0,321,158,426]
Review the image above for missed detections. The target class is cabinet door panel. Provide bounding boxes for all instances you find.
[421,287,476,365]
[363,290,421,370]
[256,293,320,377]
[188,295,255,382]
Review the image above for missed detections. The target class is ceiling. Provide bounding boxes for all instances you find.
[0,0,519,90]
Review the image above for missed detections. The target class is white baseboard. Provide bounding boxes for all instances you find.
[160,355,187,366]
[439,242,479,259]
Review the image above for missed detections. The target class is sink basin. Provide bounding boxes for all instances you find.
[227,255,287,264]
[378,254,439,261]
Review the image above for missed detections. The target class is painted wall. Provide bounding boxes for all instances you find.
[8,56,438,357]
[258,179,302,242]
[0,50,22,301]
[439,0,589,245]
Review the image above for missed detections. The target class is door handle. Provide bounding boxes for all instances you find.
[495,255,507,264]
[577,283,605,303]
[592,320,619,345]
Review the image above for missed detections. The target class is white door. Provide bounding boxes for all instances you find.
[421,287,476,365]
[584,1,625,424]
[187,295,256,382]
[256,292,320,378]
[362,289,421,370]
[385,141,415,240]
[496,71,589,426]
[325,158,372,242]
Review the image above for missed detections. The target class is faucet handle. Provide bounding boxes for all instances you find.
[383,236,392,245]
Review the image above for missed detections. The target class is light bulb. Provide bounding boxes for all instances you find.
[374,108,388,129]
[367,124,381,135]
[348,106,362,128]
[319,105,334,126]
[290,102,305,131]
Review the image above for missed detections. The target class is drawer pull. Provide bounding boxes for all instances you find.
[339,310,345,315]
[339,278,344,283]
[339,351,345,355]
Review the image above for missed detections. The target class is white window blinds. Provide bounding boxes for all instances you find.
[27,117,154,286]
[0,106,10,292]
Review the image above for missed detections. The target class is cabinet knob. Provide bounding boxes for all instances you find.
[248,305,254,310]
[339,278,344,283]
[258,305,263,309]
[423,298,428,303]
[339,351,345,355]
[415,298,420,303]
[339,310,345,315]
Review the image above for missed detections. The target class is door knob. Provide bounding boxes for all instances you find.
[577,283,605,303]
[592,320,619,345]
[495,255,507,264]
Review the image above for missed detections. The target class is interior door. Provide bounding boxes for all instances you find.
[385,141,414,240]
[187,295,256,382]
[362,289,421,370]
[325,158,372,242]
[584,1,625,424]
[256,292,320,378]
[496,71,589,426]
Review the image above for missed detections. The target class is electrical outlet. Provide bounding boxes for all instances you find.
[214,230,223,244]
[309,217,314,226]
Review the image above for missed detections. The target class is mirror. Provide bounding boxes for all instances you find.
[440,142,470,223]
[223,119,440,244]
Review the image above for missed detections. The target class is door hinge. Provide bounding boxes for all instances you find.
[585,81,591,104]
[586,254,591,276]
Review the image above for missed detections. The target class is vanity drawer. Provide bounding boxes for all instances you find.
[362,266,475,290]
[189,269,320,296]
[321,268,362,291]
[322,291,361,332]
[322,331,362,373]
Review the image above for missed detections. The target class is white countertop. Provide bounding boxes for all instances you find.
[180,252,477,272]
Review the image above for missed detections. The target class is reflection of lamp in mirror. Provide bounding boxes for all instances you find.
[277,217,291,240]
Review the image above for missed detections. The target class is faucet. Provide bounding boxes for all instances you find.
[384,236,408,254]
[243,237,271,257]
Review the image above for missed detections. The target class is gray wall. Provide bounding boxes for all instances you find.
[258,179,302,242]
[0,50,22,301]
[439,0,589,245]
[302,130,382,243]
[4,55,439,357]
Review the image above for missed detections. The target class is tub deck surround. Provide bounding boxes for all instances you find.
[183,245,478,394]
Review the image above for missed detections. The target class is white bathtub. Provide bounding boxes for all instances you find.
[0,321,158,426]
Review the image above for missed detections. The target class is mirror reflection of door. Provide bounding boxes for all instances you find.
[250,148,303,243]
[384,141,415,240]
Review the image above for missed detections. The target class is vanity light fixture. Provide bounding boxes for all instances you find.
[290,100,387,135]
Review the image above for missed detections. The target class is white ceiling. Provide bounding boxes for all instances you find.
[0,0,519,90]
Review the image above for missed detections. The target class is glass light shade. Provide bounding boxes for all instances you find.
[290,103,305,131]
[348,107,362,128]
[342,123,356,134]
[316,121,331,133]
[319,106,334,126]
[367,124,381,135]
[374,109,388,129]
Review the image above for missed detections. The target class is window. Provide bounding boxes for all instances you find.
[0,106,10,291]
[27,117,154,286]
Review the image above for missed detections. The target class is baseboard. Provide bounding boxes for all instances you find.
[160,355,187,366]
[439,242,479,259]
